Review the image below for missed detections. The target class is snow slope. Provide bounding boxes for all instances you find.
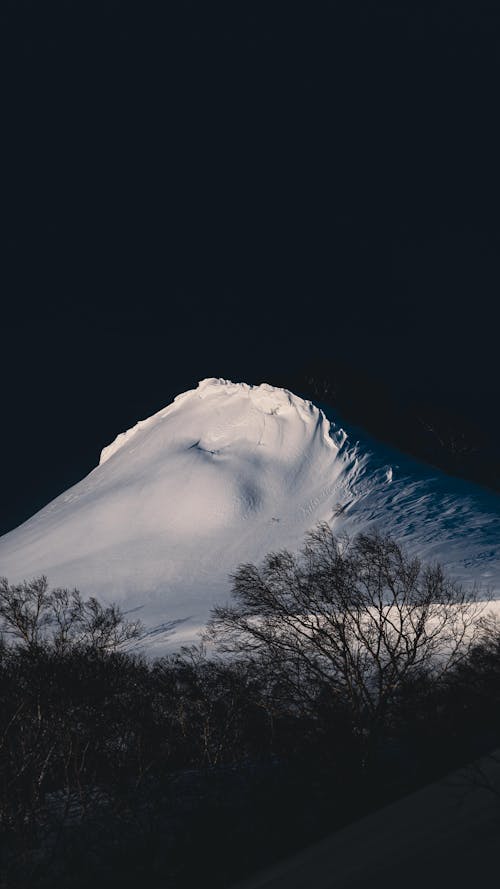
[0,378,499,651]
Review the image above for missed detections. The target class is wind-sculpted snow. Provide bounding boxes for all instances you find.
[0,378,499,651]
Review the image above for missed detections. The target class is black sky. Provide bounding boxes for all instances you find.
[2,1,499,536]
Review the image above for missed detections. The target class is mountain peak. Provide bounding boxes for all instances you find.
[1,380,499,652]
[99,378,340,468]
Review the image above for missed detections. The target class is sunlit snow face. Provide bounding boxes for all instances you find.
[159,444,264,534]
[97,380,343,538]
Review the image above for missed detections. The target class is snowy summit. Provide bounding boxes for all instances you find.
[0,378,499,651]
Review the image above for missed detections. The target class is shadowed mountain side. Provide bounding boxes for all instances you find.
[276,360,500,493]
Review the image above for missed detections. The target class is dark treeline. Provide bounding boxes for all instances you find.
[2,530,500,888]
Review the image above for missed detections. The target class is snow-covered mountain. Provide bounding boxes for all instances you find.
[1,378,499,651]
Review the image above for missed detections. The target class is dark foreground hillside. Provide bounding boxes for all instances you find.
[233,750,500,889]
[3,632,500,889]
[2,532,500,888]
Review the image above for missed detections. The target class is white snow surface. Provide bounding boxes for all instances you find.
[0,378,499,652]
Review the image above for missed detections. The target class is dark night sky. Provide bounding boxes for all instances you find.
[1,1,499,536]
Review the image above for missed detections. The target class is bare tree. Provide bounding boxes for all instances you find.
[206,525,484,756]
[0,576,53,650]
[0,576,142,653]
